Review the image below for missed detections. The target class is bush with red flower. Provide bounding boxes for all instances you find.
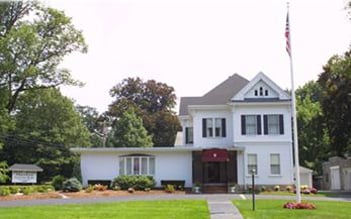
[283,202,316,209]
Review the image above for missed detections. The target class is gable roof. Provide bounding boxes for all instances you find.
[231,72,290,101]
[9,164,43,172]
[179,74,249,115]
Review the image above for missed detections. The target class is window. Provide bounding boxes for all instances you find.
[263,114,284,135]
[241,115,261,135]
[119,155,155,176]
[206,118,213,137]
[270,154,280,175]
[248,154,257,175]
[202,118,226,138]
[185,127,193,144]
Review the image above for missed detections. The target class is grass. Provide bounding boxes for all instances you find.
[233,199,350,219]
[0,200,209,219]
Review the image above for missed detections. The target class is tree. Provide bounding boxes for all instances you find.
[106,107,153,147]
[0,1,87,113]
[108,77,181,146]
[296,81,329,174]
[318,51,351,156]
[0,161,9,184]
[0,88,91,181]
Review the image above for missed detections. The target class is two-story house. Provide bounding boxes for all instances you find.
[72,72,294,191]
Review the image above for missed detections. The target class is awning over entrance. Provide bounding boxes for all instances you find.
[202,148,229,162]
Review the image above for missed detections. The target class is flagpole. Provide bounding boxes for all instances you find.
[286,2,301,203]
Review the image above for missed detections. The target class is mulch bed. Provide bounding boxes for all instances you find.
[0,190,186,201]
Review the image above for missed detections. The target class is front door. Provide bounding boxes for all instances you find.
[203,162,227,183]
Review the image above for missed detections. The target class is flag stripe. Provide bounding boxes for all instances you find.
[285,12,291,57]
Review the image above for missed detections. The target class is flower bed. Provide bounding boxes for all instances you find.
[283,201,316,209]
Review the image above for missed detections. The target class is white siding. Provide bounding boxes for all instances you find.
[233,104,292,143]
[81,152,119,186]
[193,109,233,148]
[237,142,294,186]
[80,151,193,187]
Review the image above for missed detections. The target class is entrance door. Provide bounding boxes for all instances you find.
[204,162,220,183]
[203,162,227,183]
[330,166,341,190]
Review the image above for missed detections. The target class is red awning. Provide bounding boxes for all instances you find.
[202,148,229,162]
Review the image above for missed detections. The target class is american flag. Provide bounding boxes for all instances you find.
[285,12,291,57]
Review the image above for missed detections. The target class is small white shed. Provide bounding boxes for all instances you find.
[9,164,43,184]
[294,166,313,188]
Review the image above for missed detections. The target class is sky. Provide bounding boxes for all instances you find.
[45,0,351,113]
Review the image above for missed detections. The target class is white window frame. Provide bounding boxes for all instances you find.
[246,115,258,135]
[247,154,258,175]
[267,115,280,135]
[119,155,155,176]
[270,154,281,175]
[204,118,225,138]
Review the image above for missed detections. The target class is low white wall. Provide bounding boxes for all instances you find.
[80,150,193,187]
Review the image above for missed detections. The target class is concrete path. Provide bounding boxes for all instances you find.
[208,200,243,219]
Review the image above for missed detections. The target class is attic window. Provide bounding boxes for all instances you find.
[259,87,263,96]
[265,90,269,96]
[254,90,258,96]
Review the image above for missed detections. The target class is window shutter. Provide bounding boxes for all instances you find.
[257,115,261,135]
[185,127,189,144]
[221,118,226,137]
[263,115,268,135]
[202,118,207,137]
[241,115,246,135]
[279,115,284,134]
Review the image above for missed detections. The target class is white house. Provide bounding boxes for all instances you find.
[72,72,295,192]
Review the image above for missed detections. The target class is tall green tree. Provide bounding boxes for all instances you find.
[318,51,351,156]
[1,88,91,181]
[107,107,153,147]
[296,81,329,174]
[0,1,87,113]
[108,77,181,146]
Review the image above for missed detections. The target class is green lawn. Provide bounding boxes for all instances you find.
[233,199,350,219]
[0,200,209,219]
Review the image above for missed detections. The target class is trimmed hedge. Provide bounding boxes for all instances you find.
[0,185,54,196]
[112,175,156,190]
[51,175,66,191]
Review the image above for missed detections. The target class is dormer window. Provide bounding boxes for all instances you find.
[259,87,263,96]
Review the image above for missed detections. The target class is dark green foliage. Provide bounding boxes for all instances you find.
[0,161,9,184]
[296,81,329,174]
[107,107,153,147]
[112,175,156,190]
[62,177,82,192]
[318,51,351,156]
[108,77,181,146]
[0,186,10,196]
[71,158,82,183]
[52,175,66,191]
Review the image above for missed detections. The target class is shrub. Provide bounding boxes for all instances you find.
[165,184,175,193]
[112,175,155,190]
[36,185,54,193]
[0,186,10,196]
[62,177,82,192]
[310,187,318,194]
[285,185,293,192]
[23,187,34,195]
[300,185,309,190]
[260,186,266,192]
[9,186,20,194]
[52,175,66,191]
[85,185,94,193]
[274,185,280,191]
[94,184,107,191]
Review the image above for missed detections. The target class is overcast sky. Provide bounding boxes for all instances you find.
[45,0,351,113]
